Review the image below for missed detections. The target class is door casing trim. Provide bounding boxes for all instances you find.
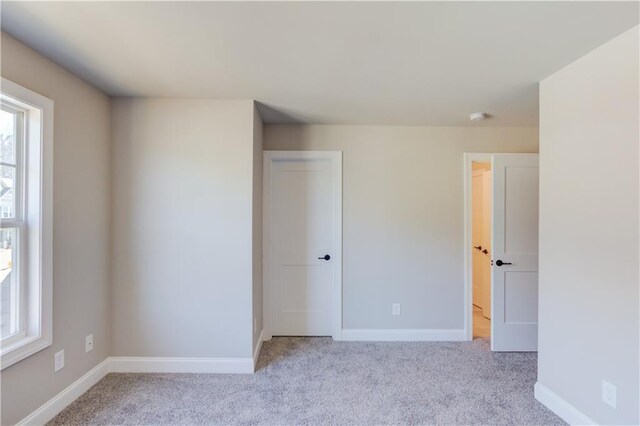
[262,150,343,341]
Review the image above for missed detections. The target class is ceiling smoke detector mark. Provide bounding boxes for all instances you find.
[469,112,489,121]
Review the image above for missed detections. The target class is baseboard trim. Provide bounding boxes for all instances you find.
[534,382,596,425]
[17,358,110,426]
[109,356,254,374]
[341,328,466,341]
[253,329,264,370]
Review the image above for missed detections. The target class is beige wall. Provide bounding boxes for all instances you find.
[252,106,263,353]
[265,125,538,330]
[110,98,257,358]
[0,33,112,425]
[538,26,639,424]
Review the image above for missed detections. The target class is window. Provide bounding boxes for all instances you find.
[1,104,24,345]
[0,79,53,370]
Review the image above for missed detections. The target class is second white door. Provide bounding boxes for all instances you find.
[265,151,341,337]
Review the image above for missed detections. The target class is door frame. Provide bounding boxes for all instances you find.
[463,153,492,341]
[262,150,343,341]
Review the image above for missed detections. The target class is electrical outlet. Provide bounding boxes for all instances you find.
[602,381,617,409]
[85,334,94,353]
[54,350,64,372]
[392,303,401,316]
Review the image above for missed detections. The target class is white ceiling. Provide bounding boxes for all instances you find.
[1,1,638,126]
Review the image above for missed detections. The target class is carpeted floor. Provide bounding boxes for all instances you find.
[49,337,563,425]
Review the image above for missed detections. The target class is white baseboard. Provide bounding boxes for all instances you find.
[534,382,596,425]
[341,328,466,341]
[253,329,264,370]
[17,358,110,426]
[109,356,254,374]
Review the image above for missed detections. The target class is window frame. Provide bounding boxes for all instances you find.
[1,102,26,345]
[0,78,53,370]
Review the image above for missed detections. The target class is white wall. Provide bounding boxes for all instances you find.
[265,125,538,330]
[252,105,263,353]
[538,26,639,425]
[0,33,112,425]
[110,98,258,358]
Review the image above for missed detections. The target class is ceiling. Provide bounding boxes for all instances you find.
[1,1,638,126]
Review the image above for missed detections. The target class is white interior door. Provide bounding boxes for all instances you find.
[491,154,539,352]
[265,151,341,338]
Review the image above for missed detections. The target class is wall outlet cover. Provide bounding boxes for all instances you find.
[85,334,94,353]
[602,380,617,409]
[54,350,64,372]
[392,303,401,316]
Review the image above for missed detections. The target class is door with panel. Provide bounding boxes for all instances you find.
[265,152,341,338]
[491,154,539,352]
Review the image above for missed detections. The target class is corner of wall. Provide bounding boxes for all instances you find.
[252,103,264,355]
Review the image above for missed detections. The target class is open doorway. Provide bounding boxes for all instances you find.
[471,161,492,339]
[465,153,540,352]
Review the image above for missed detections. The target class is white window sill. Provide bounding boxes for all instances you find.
[1,334,51,370]
[1,330,28,347]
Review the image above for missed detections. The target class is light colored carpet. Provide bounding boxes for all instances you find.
[49,337,563,425]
